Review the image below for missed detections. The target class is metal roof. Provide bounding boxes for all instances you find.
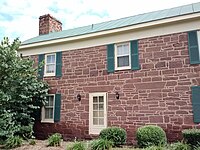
[22,2,200,45]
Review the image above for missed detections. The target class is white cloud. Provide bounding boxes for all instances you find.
[0,0,200,42]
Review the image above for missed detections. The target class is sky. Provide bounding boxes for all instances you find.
[0,0,200,42]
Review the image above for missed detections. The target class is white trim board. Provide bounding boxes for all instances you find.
[19,17,200,56]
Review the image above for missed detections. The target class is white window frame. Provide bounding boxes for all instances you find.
[197,31,200,61]
[41,94,55,123]
[89,92,107,135]
[44,53,56,77]
[115,42,131,70]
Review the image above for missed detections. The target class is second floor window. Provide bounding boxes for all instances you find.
[115,42,131,70]
[45,53,56,76]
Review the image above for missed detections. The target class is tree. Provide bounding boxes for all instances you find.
[0,37,48,141]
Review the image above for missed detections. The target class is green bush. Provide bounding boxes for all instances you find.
[4,136,23,149]
[182,129,200,147]
[66,141,86,150]
[194,145,200,150]
[169,142,190,150]
[29,139,36,145]
[48,133,62,147]
[91,139,113,150]
[136,125,167,148]
[0,37,48,142]
[99,127,126,146]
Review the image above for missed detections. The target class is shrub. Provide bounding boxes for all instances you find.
[91,139,113,150]
[182,129,200,147]
[29,139,36,145]
[169,142,190,150]
[48,133,62,147]
[194,145,200,150]
[0,37,48,142]
[136,125,167,148]
[66,141,86,150]
[4,136,23,149]
[99,127,126,146]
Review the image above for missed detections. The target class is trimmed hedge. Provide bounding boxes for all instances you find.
[182,129,200,147]
[136,125,167,148]
[99,127,126,146]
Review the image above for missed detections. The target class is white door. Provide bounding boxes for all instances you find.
[89,92,107,134]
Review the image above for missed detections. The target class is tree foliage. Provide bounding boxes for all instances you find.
[0,37,48,141]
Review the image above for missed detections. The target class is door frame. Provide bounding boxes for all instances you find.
[89,92,107,134]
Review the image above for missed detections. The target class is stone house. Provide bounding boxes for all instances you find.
[19,2,200,143]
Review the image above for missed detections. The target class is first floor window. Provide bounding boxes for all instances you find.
[115,42,131,70]
[44,53,56,76]
[89,92,107,134]
[42,94,55,123]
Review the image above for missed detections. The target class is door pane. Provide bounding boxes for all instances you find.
[93,111,98,117]
[99,111,104,117]
[99,104,104,110]
[93,118,98,125]
[93,97,98,103]
[99,118,104,125]
[93,104,98,110]
[99,96,104,103]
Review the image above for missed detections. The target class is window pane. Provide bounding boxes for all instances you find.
[117,56,129,67]
[99,96,104,103]
[45,108,53,119]
[45,99,50,106]
[99,118,104,125]
[93,97,98,103]
[46,64,55,73]
[99,111,104,117]
[117,44,129,55]
[45,96,54,106]
[99,104,104,110]
[47,54,55,63]
[93,104,98,110]
[93,118,98,125]
[49,97,54,106]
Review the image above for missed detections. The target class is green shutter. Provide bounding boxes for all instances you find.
[38,54,44,79]
[131,40,140,70]
[188,31,200,64]
[107,44,115,73]
[35,108,41,121]
[191,86,200,123]
[56,52,62,77]
[54,93,61,122]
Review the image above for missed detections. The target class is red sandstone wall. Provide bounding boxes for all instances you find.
[33,32,200,144]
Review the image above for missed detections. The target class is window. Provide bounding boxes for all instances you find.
[107,40,139,73]
[44,53,56,76]
[89,92,107,134]
[38,52,62,78]
[115,42,131,70]
[41,95,55,123]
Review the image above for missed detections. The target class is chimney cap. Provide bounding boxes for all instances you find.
[39,14,62,25]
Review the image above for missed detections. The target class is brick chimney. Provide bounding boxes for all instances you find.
[39,14,62,35]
